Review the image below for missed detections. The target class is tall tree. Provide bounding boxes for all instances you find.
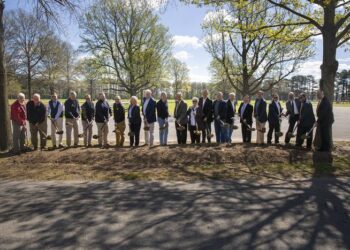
[202,2,313,96]
[168,57,190,96]
[80,0,172,96]
[6,9,54,97]
[0,0,76,151]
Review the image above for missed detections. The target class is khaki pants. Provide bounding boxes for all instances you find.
[12,121,26,152]
[50,117,63,147]
[256,121,266,144]
[66,118,79,147]
[97,122,109,146]
[115,121,126,146]
[82,120,93,146]
[29,121,47,149]
[144,122,155,146]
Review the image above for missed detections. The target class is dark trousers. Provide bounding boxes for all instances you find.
[319,125,332,151]
[176,123,187,144]
[296,125,313,149]
[285,115,299,143]
[241,123,252,143]
[201,121,212,143]
[189,125,201,144]
[267,121,281,143]
[129,123,141,147]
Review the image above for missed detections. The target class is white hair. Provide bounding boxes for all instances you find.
[70,91,77,97]
[144,89,152,95]
[33,93,41,100]
[192,97,199,102]
[229,92,236,97]
[115,95,121,100]
[17,93,25,100]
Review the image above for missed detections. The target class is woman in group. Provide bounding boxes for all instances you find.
[128,96,142,147]
[156,92,169,146]
[187,97,204,144]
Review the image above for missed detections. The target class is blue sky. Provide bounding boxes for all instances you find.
[5,0,350,82]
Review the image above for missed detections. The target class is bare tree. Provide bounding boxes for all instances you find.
[6,9,54,97]
[80,0,172,96]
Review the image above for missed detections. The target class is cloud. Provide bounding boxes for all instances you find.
[174,50,191,61]
[294,60,350,79]
[173,35,203,49]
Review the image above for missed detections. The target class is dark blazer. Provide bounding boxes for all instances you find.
[199,97,213,122]
[64,99,80,119]
[156,100,169,119]
[174,100,188,125]
[26,101,46,124]
[142,98,157,123]
[213,100,228,122]
[95,100,112,123]
[128,105,142,125]
[254,98,268,123]
[81,101,95,122]
[186,106,204,130]
[299,101,316,128]
[113,102,125,123]
[238,103,253,125]
[316,96,334,126]
[286,98,301,122]
[268,101,283,125]
[226,100,236,124]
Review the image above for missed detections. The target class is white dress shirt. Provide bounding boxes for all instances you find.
[143,98,150,115]
[190,107,197,126]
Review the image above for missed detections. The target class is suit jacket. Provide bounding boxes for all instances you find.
[26,101,46,124]
[316,96,334,126]
[226,100,236,125]
[213,100,228,122]
[199,97,213,122]
[238,103,253,125]
[156,100,169,120]
[285,98,301,122]
[81,101,95,122]
[95,100,112,123]
[254,98,268,123]
[299,101,315,128]
[268,101,283,125]
[142,98,157,123]
[186,106,204,130]
[174,100,188,125]
[128,105,142,125]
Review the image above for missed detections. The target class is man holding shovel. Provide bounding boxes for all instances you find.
[296,93,315,150]
[64,91,80,148]
[48,93,64,149]
[26,93,47,150]
[95,92,112,148]
[81,94,95,147]
[238,95,254,143]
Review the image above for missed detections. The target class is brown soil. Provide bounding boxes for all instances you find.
[0,143,349,182]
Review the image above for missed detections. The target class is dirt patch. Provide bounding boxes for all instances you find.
[0,143,349,181]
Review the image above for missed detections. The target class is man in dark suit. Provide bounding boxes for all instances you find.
[142,89,157,146]
[238,95,253,143]
[198,89,213,143]
[227,92,236,143]
[213,92,228,143]
[267,93,283,144]
[254,90,268,145]
[316,89,334,151]
[174,92,188,144]
[284,92,301,144]
[296,93,315,149]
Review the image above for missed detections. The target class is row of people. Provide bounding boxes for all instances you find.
[10,88,333,154]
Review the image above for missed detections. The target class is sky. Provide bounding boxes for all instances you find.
[5,0,350,83]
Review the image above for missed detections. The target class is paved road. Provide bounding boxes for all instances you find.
[30,106,350,145]
[0,179,350,249]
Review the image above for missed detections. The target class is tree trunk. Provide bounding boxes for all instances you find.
[27,66,32,98]
[0,2,11,151]
[320,5,337,104]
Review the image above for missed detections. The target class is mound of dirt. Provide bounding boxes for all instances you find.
[0,143,349,181]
